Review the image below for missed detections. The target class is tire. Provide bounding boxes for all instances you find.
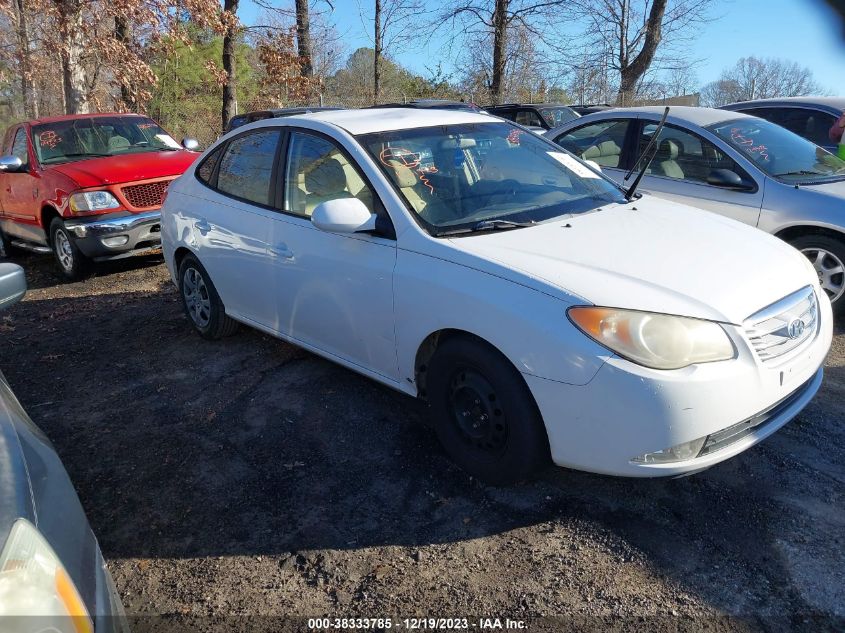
[177,254,238,340]
[426,336,551,486]
[50,217,88,280]
[789,234,845,316]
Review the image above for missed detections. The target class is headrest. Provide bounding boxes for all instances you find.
[439,137,476,149]
[386,159,418,188]
[658,139,679,159]
[305,158,347,196]
[108,136,130,150]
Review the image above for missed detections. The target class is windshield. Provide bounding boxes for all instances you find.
[708,118,845,183]
[358,122,624,235]
[32,116,182,165]
[538,106,579,128]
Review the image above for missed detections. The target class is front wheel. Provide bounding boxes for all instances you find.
[178,254,238,340]
[789,234,845,315]
[426,337,551,486]
[50,218,88,279]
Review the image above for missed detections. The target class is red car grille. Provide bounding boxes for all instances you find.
[121,180,170,209]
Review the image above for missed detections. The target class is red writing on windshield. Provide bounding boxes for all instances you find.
[39,130,62,149]
[730,127,769,161]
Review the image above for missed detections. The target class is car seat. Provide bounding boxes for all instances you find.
[385,159,453,224]
[654,139,684,179]
[108,135,131,152]
[304,158,352,216]
[581,140,621,167]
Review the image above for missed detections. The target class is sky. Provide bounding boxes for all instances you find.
[238,0,845,94]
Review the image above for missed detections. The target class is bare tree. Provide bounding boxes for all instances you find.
[221,0,240,131]
[53,0,89,113]
[571,0,712,105]
[438,0,570,105]
[700,56,824,107]
[368,0,421,103]
[12,0,37,117]
[295,0,312,77]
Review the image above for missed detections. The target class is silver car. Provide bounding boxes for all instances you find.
[546,106,845,313]
[0,263,127,632]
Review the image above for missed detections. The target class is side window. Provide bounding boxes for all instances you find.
[11,129,28,166]
[776,109,836,147]
[196,145,225,185]
[515,109,543,127]
[215,130,281,206]
[638,123,745,184]
[284,131,375,218]
[554,119,629,168]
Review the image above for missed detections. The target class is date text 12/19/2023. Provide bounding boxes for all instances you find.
[307,617,527,630]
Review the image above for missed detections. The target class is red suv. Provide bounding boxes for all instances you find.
[0,113,199,278]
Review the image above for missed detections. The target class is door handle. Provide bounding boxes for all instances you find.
[269,243,294,259]
[194,219,211,234]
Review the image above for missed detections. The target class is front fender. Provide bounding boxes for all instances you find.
[394,249,612,389]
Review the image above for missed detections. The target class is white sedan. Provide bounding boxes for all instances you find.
[161,108,832,484]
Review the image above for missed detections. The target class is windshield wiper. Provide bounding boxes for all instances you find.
[774,170,828,177]
[44,152,111,162]
[624,106,670,201]
[434,219,535,236]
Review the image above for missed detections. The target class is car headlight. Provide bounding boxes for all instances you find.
[0,519,93,633]
[69,191,120,213]
[568,307,735,370]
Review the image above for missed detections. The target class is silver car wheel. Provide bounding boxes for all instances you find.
[802,247,845,303]
[182,267,211,328]
[54,229,74,271]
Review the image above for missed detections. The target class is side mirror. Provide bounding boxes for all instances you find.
[311,198,377,234]
[181,138,200,151]
[585,159,602,173]
[707,168,754,191]
[0,263,26,311]
[0,156,23,173]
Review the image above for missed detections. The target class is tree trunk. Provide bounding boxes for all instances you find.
[490,0,510,105]
[221,0,239,133]
[114,15,132,109]
[14,0,37,118]
[617,0,668,105]
[374,0,382,105]
[295,0,312,78]
[56,0,89,114]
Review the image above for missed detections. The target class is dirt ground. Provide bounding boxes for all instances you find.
[1,251,843,632]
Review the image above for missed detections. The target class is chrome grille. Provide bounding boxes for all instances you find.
[744,286,818,363]
[121,180,170,209]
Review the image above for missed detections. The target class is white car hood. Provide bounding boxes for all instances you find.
[447,197,814,324]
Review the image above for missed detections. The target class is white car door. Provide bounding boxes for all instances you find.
[189,128,281,327]
[268,129,399,381]
[622,121,765,226]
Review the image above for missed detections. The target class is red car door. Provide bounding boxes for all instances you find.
[0,125,44,241]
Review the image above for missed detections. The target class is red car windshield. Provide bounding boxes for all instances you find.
[32,116,181,165]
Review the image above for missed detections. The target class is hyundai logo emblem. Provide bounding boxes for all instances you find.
[787,319,806,340]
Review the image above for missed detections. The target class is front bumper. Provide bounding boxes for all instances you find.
[527,288,833,477]
[64,211,162,260]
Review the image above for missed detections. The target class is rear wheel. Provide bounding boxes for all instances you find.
[426,336,551,486]
[178,254,238,339]
[50,217,88,279]
[789,234,845,314]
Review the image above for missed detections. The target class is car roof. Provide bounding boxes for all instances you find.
[590,105,754,127]
[723,96,845,111]
[27,112,144,126]
[291,107,499,135]
[489,103,573,108]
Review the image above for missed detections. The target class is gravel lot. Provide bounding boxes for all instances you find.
[1,251,843,632]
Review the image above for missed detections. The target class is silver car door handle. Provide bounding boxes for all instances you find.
[194,219,211,233]
[269,244,294,259]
